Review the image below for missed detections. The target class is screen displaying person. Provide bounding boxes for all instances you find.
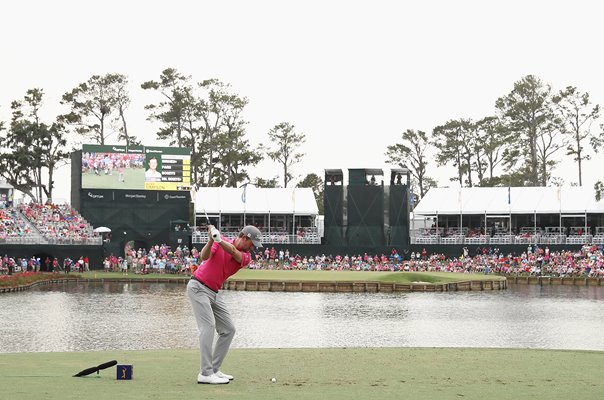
[145,156,162,182]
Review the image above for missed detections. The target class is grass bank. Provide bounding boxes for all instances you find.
[0,348,600,400]
[77,270,504,284]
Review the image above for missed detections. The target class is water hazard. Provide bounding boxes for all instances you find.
[1,281,603,353]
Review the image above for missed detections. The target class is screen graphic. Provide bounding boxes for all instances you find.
[82,144,191,191]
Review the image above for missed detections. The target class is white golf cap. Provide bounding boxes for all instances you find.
[241,225,263,247]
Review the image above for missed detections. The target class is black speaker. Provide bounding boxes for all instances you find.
[389,184,409,245]
[324,170,344,246]
[345,169,385,246]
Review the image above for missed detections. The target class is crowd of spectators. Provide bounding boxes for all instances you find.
[3,242,604,278]
[0,206,36,242]
[102,244,199,275]
[82,152,144,176]
[18,202,101,244]
[247,245,604,277]
[0,255,89,274]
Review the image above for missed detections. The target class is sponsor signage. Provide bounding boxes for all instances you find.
[115,190,154,202]
[83,189,114,201]
[159,192,190,202]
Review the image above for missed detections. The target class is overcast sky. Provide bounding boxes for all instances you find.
[1,0,603,202]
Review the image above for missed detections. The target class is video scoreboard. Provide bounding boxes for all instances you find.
[81,144,192,191]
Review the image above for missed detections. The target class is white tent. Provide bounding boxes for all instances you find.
[413,186,604,216]
[193,187,319,215]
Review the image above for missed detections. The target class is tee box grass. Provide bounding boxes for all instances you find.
[0,348,601,400]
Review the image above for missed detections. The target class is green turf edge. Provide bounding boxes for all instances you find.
[75,270,505,284]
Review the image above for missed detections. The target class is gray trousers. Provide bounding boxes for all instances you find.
[186,279,236,376]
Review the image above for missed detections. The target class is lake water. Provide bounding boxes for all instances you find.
[1,281,603,353]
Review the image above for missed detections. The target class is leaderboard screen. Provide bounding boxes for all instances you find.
[82,144,191,191]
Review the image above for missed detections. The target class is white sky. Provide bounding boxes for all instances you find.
[1,0,603,203]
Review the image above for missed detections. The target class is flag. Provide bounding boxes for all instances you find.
[508,186,511,205]
[241,189,246,204]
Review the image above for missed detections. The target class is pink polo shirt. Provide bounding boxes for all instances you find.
[194,237,251,291]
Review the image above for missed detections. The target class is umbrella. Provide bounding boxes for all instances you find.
[93,226,112,233]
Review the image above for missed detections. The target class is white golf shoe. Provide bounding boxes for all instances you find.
[197,373,229,384]
[215,371,234,380]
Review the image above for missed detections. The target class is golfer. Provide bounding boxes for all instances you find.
[187,224,262,384]
[144,156,162,182]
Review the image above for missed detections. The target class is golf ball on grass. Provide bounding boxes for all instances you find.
[271,377,276,383]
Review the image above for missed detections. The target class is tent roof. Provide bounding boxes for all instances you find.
[413,186,604,215]
[193,187,319,215]
[0,181,13,189]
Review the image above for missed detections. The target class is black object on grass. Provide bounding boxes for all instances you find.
[73,360,118,377]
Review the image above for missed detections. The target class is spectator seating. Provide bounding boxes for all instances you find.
[411,225,604,246]
[18,202,102,245]
[191,226,321,245]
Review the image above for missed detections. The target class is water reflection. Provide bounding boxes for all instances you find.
[1,282,603,353]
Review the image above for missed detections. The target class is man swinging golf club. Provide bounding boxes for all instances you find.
[187,224,262,384]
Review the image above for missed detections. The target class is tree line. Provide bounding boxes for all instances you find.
[0,68,322,209]
[1,73,602,210]
[385,75,604,202]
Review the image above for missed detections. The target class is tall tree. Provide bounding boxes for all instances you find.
[143,69,211,187]
[109,74,138,146]
[385,129,434,198]
[297,173,324,214]
[475,116,506,183]
[495,75,560,186]
[141,68,192,148]
[0,105,38,201]
[432,120,468,186]
[266,122,306,188]
[552,86,601,186]
[0,89,68,202]
[197,80,261,187]
[536,125,565,186]
[144,73,262,187]
[60,74,123,145]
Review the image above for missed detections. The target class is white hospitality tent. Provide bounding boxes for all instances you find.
[412,186,604,236]
[192,186,319,235]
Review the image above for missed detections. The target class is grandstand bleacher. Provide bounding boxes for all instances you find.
[0,202,104,245]
[411,225,604,246]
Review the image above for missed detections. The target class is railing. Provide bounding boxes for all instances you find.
[0,236,42,245]
[192,229,321,245]
[410,234,601,246]
[46,237,103,245]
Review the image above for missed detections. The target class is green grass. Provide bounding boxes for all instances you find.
[82,168,144,190]
[0,348,601,400]
[234,269,505,283]
[76,270,504,284]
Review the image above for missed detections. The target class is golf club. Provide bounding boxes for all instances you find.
[202,208,211,226]
[203,208,220,241]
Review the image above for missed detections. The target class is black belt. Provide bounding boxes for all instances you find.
[190,275,218,293]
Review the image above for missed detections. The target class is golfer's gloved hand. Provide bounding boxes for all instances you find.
[211,228,222,243]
